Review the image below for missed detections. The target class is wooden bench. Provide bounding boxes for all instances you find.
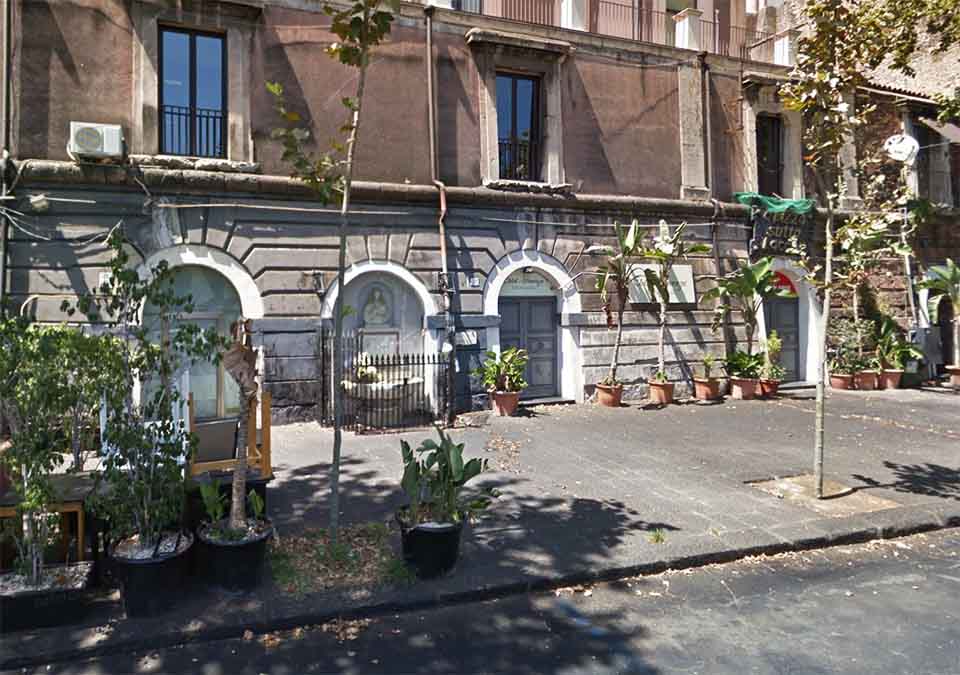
[187,392,273,480]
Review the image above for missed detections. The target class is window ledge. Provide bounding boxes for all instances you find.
[129,154,261,174]
[466,27,573,57]
[483,179,574,195]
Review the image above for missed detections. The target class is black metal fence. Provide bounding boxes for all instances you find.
[318,331,454,434]
[160,104,226,158]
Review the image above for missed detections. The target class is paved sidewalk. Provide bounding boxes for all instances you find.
[3,388,958,669]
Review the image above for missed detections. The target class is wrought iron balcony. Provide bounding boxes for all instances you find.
[449,1,775,62]
[160,105,226,158]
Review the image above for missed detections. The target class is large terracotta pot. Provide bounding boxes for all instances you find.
[595,383,623,408]
[648,381,674,405]
[729,377,758,400]
[854,370,879,391]
[491,391,521,416]
[759,379,780,398]
[830,374,853,390]
[947,365,960,387]
[880,369,903,390]
[693,378,721,401]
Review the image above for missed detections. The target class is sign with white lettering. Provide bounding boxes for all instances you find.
[501,269,557,297]
[627,264,697,304]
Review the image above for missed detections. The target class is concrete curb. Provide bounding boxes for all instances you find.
[3,507,958,671]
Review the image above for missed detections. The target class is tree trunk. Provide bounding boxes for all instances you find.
[330,27,372,546]
[813,169,835,500]
[852,283,862,358]
[745,320,755,356]
[953,316,960,366]
[609,303,624,383]
[230,397,250,530]
[658,298,667,375]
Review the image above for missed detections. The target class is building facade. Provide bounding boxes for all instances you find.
[2,0,957,423]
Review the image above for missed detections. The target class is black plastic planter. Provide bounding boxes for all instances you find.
[197,521,273,591]
[0,562,94,633]
[397,514,463,579]
[110,533,193,618]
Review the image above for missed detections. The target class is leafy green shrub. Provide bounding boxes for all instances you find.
[473,348,528,393]
[400,429,491,525]
[724,350,763,379]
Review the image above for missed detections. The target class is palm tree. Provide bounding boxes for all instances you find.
[703,257,786,355]
[918,259,960,367]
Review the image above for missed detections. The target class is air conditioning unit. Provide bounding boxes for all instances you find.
[68,122,124,159]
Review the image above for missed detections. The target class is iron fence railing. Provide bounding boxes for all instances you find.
[498,137,539,181]
[319,331,453,434]
[449,1,775,62]
[160,105,226,158]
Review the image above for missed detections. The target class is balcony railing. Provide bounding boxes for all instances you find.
[160,105,226,158]
[449,1,774,62]
[499,137,540,181]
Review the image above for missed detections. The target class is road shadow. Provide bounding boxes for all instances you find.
[851,461,960,502]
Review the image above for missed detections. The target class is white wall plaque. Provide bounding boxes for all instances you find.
[627,264,697,304]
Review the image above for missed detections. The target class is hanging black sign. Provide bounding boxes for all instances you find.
[748,207,813,257]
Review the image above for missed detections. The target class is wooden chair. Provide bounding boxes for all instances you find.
[187,392,273,480]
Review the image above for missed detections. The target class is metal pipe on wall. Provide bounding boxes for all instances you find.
[0,0,12,314]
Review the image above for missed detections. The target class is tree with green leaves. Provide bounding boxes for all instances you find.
[703,256,785,357]
[640,221,711,383]
[68,231,225,554]
[268,0,398,544]
[917,259,960,368]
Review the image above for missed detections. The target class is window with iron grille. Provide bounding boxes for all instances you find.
[159,27,227,158]
[496,73,542,181]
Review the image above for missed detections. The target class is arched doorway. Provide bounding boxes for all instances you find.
[142,265,243,420]
[483,249,584,402]
[764,270,801,382]
[341,272,426,355]
[499,267,560,399]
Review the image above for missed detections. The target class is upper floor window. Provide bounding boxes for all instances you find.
[756,114,783,197]
[496,72,541,181]
[159,27,226,158]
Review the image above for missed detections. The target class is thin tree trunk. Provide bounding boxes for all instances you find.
[813,169,835,500]
[330,25,372,546]
[953,316,959,366]
[609,304,624,383]
[852,283,862,358]
[230,398,250,530]
[658,299,667,375]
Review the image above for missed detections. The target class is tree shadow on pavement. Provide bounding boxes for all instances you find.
[851,461,960,502]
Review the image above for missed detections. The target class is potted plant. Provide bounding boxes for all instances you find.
[852,355,880,390]
[917,259,960,386]
[704,256,788,363]
[196,322,273,591]
[693,353,722,401]
[829,347,855,389]
[587,219,648,407]
[473,348,528,416]
[640,221,711,406]
[0,320,102,631]
[759,330,786,397]
[875,317,924,389]
[725,350,762,399]
[69,232,225,617]
[397,429,490,578]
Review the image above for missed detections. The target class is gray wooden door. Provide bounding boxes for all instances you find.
[500,297,558,399]
[765,297,801,381]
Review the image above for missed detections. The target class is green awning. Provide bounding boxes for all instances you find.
[735,192,816,215]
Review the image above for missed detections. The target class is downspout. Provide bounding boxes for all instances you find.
[701,52,712,196]
[0,0,11,315]
[425,3,457,422]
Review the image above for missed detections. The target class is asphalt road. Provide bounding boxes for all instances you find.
[12,528,960,675]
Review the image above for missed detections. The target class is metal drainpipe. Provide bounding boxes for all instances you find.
[701,52,712,196]
[426,4,457,422]
[0,0,12,315]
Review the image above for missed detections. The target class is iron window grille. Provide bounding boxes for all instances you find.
[496,72,542,182]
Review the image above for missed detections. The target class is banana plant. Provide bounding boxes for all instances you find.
[400,429,489,525]
[703,256,788,356]
[587,219,648,386]
[640,221,711,381]
[918,258,960,366]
